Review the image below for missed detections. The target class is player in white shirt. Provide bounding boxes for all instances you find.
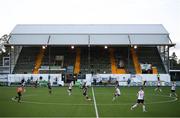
[67,81,73,96]
[131,87,147,112]
[82,82,91,101]
[154,79,162,92]
[170,82,178,97]
[112,86,121,101]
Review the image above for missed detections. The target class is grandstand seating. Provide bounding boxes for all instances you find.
[152,67,158,74]
[41,47,76,74]
[74,48,81,74]
[131,47,142,74]
[110,47,128,74]
[12,46,166,74]
[137,47,166,73]
[114,47,136,74]
[80,47,111,74]
[32,48,46,74]
[80,47,89,74]
[13,47,39,74]
[109,48,117,74]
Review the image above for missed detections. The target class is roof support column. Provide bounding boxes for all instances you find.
[168,46,170,73]
[48,45,51,74]
[127,46,130,73]
[9,46,11,74]
[128,35,131,73]
[88,35,91,74]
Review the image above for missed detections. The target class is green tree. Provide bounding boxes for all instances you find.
[170,52,180,69]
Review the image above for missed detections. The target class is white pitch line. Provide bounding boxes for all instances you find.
[92,87,99,118]
[11,94,178,106]
[11,97,93,106]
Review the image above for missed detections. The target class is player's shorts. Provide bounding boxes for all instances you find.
[68,89,72,92]
[17,92,22,97]
[157,85,160,88]
[83,92,87,96]
[137,99,144,103]
[171,90,175,92]
[115,93,120,96]
[21,83,25,87]
[48,86,52,89]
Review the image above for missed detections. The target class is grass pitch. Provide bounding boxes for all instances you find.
[0,86,179,117]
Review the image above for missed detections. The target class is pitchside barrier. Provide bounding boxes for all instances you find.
[0,73,177,86]
[88,74,171,86]
[7,74,64,86]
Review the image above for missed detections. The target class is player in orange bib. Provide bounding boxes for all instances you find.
[14,86,24,103]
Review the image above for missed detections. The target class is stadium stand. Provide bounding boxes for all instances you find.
[114,47,133,74]
[131,47,142,74]
[0,24,177,89]
[11,46,170,75]
[74,48,81,74]
[32,47,46,74]
[40,47,76,74]
[80,47,111,74]
[13,47,39,74]
[137,47,166,73]
[4,24,174,77]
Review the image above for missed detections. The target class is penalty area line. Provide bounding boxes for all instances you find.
[92,87,99,118]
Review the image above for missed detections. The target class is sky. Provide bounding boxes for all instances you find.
[0,0,179,57]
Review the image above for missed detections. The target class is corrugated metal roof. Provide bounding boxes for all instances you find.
[9,35,49,45]
[8,24,174,46]
[90,35,130,45]
[130,35,170,45]
[11,24,169,35]
[8,34,172,46]
[49,35,89,45]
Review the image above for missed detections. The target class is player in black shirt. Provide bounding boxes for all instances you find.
[47,79,52,94]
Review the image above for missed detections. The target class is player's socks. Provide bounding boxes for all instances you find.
[143,105,146,112]
[175,93,178,97]
[131,103,138,109]
[67,90,70,95]
[154,88,157,91]
[18,97,21,103]
[69,92,71,96]
[112,97,115,101]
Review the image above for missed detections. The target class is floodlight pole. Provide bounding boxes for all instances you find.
[9,46,11,74]
[88,35,91,74]
[128,45,130,73]
[127,35,131,73]
[167,46,170,73]
[48,45,51,75]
